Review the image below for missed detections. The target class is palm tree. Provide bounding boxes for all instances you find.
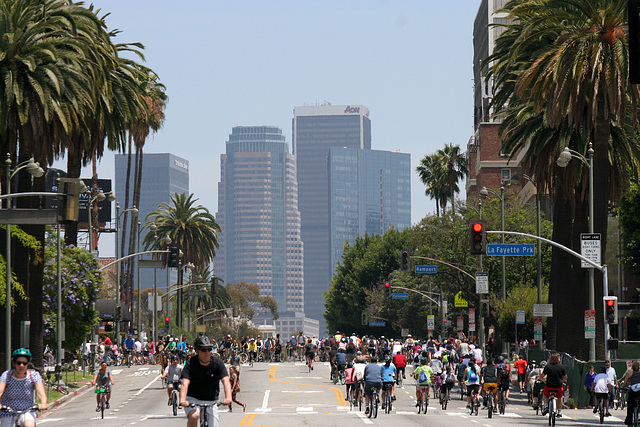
[416,153,447,216]
[485,0,639,359]
[435,143,468,214]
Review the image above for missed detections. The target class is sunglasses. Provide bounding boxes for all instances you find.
[14,361,28,366]
[199,348,213,352]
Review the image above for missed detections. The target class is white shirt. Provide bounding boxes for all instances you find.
[134,340,142,352]
[354,362,367,380]
[392,343,403,355]
[606,366,617,383]
[593,373,612,393]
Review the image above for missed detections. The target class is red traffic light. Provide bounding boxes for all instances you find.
[385,283,390,288]
[165,317,170,322]
[606,300,615,307]
[472,222,484,232]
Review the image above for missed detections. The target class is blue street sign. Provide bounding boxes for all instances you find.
[369,321,386,327]
[486,244,535,256]
[415,265,438,273]
[392,293,409,300]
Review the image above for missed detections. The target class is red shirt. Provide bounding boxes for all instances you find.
[514,359,527,375]
[393,353,407,368]
[104,337,112,346]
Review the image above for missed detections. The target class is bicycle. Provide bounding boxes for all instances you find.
[353,381,364,411]
[170,381,181,416]
[485,385,496,418]
[306,355,312,373]
[382,382,393,414]
[95,387,107,419]
[547,390,560,426]
[0,405,39,426]
[615,382,627,410]
[396,373,403,388]
[459,379,466,400]
[368,385,380,418]
[469,387,480,416]
[188,402,222,427]
[497,384,507,415]
[630,394,640,427]
[417,384,429,414]
[596,393,605,424]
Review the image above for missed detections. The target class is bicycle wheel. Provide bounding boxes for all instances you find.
[373,394,379,418]
[549,398,555,426]
[172,391,178,416]
[488,400,493,419]
[100,394,105,419]
[442,394,448,410]
[358,389,363,411]
[397,376,402,388]
[423,394,429,414]
[387,392,392,413]
[348,389,354,411]
[499,395,506,414]
[599,401,605,424]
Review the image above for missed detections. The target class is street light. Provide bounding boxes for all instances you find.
[556,142,595,361]
[3,153,44,369]
[137,220,157,338]
[87,190,115,254]
[115,203,138,342]
[480,185,506,300]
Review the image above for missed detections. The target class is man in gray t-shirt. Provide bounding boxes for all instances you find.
[363,356,382,415]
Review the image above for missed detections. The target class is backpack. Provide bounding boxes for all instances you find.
[418,369,429,384]
[497,363,510,379]
[468,369,478,382]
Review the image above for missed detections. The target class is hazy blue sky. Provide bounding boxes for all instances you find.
[63,1,480,256]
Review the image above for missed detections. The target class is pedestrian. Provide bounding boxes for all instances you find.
[584,365,596,408]
[622,360,640,426]
[227,365,246,412]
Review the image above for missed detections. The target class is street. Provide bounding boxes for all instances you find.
[39,362,627,426]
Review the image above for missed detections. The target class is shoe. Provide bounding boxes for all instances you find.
[466,404,471,409]
[106,403,110,409]
[381,403,386,409]
[311,366,313,370]
[594,407,598,413]
[168,398,172,406]
[557,412,563,417]
[403,375,406,379]
[606,412,612,417]
[243,403,246,412]
[96,406,100,412]
[392,395,396,401]
[365,407,370,415]
[415,403,420,407]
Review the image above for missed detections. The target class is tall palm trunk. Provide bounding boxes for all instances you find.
[121,134,133,305]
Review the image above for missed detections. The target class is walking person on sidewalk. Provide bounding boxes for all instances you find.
[228,365,246,412]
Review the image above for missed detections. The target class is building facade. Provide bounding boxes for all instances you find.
[215,126,304,313]
[292,104,372,334]
[328,147,411,271]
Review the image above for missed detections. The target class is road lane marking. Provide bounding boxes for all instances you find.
[355,412,374,424]
[134,375,160,396]
[268,365,347,406]
[281,390,322,393]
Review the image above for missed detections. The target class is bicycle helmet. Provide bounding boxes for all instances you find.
[194,336,212,349]
[540,360,547,367]
[12,348,31,360]
[420,357,428,365]
[384,355,392,363]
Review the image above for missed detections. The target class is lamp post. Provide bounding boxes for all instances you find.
[556,142,595,361]
[137,220,157,338]
[480,185,506,300]
[115,203,138,342]
[3,153,43,369]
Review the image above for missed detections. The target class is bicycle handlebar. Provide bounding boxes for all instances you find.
[0,405,39,414]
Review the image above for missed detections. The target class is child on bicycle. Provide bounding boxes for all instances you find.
[91,361,114,411]
[345,362,356,402]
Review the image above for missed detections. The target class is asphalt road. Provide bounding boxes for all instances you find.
[39,362,630,426]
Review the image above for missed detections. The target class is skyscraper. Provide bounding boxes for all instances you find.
[328,147,411,271]
[215,126,304,313]
[292,104,372,333]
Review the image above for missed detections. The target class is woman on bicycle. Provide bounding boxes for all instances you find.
[622,360,640,426]
[464,359,481,410]
[0,348,47,426]
[91,361,114,411]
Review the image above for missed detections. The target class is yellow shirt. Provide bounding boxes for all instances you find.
[248,342,257,351]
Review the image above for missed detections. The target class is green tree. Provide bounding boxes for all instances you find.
[486,0,639,359]
[417,153,448,217]
[226,281,278,320]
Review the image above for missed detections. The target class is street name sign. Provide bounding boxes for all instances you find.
[476,272,489,294]
[487,244,535,256]
[415,265,437,274]
[369,321,386,327]
[581,233,601,268]
[533,304,553,317]
[392,293,409,300]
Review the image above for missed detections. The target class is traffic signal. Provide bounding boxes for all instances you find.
[165,316,170,329]
[361,312,367,325]
[168,243,180,268]
[481,299,490,318]
[57,178,82,223]
[470,219,487,255]
[604,296,618,324]
[400,250,410,271]
[384,282,391,298]
[115,305,122,321]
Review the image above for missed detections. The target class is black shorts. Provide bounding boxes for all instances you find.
[365,382,382,397]
[467,384,480,396]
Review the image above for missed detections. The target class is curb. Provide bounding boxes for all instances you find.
[42,382,93,417]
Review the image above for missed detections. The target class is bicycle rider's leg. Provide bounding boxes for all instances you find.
[167,382,174,399]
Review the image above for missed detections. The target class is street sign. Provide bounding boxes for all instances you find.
[427,315,435,330]
[584,309,596,338]
[469,308,476,325]
[369,321,386,327]
[415,265,437,274]
[454,291,468,308]
[486,244,535,256]
[401,328,409,337]
[581,233,601,268]
[392,293,409,300]
[476,272,489,294]
[533,304,553,317]
[534,317,543,341]
[516,310,525,324]
[457,316,464,330]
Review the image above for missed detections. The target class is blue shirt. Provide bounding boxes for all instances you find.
[335,352,347,365]
[380,364,396,382]
[124,338,135,349]
[584,371,596,389]
[364,363,382,384]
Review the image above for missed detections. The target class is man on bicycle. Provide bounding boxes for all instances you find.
[162,356,183,405]
[380,355,396,409]
[91,361,114,411]
[124,334,135,364]
[592,365,612,417]
[180,336,231,427]
[413,357,434,405]
[392,351,407,382]
[363,356,383,415]
[481,357,499,411]
[496,356,511,402]
[247,338,258,364]
[304,339,316,370]
[333,348,347,380]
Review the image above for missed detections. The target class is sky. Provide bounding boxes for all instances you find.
[59,1,480,257]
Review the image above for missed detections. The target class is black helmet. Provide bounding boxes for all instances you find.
[194,336,212,349]
[384,355,392,363]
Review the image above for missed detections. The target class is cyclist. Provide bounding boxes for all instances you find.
[464,359,481,410]
[455,357,467,394]
[481,357,499,410]
[363,356,382,415]
[529,360,546,409]
[496,356,511,402]
[123,334,135,364]
[540,353,567,418]
[413,356,434,406]
[0,348,47,426]
[180,336,232,427]
[304,339,316,371]
[591,365,612,417]
[621,360,640,426]
[392,351,407,382]
[247,339,257,365]
[333,348,347,380]
[91,361,115,412]
[162,356,183,405]
[440,365,455,402]
[345,362,356,402]
[177,338,188,362]
[380,355,396,409]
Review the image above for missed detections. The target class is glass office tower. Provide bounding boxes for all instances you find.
[328,147,411,271]
[215,126,304,313]
[292,104,371,334]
